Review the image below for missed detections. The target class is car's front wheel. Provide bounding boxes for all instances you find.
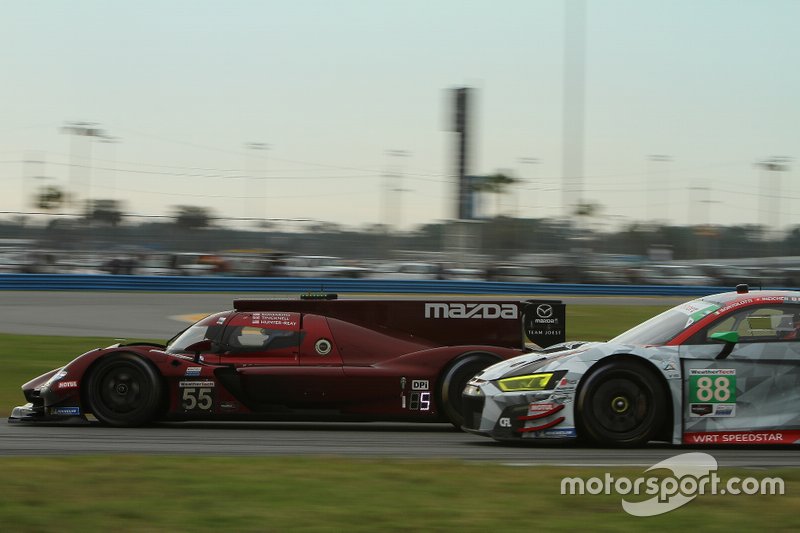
[86,353,163,427]
[438,353,498,429]
[576,359,667,447]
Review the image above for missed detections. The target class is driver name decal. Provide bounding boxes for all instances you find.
[250,312,298,327]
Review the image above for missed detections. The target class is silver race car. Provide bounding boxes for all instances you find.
[463,286,800,446]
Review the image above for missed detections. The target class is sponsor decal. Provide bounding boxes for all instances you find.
[411,379,429,391]
[714,404,736,417]
[499,417,512,428]
[684,430,800,444]
[56,380,78,390]
[528,402,560,414]
[179,380,216,388]
[540,428,577,438]
[676,301,720,323]
[52,407,80,416]
[524,303,565,342]
[690,404,713,417]
[424,302,518,319]
[185,366,202,377]
[220,401,238,411]
[549,392,574,402]
[532,304,558,324]
[528,328,564,337]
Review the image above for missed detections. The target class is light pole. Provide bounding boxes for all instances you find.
[688,181,721,259]
[562,0,586,219]
[688,182,719,227]
[60,121,112,213]
[98,135,121,203]
[518,157,540,218]
[244,142,270,228]
[756,157,791,237]
[23,152,46,212]
[647,154,671,224]
[383,149,411,231]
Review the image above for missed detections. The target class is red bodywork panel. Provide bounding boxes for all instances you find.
[233,299,527,348]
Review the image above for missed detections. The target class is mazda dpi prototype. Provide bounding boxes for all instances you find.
[463,287,800,446]
[10,297,565,427]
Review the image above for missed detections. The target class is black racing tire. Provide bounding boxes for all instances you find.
[438,353,498,429]
[575,359,667,447]
[86,353,163,427]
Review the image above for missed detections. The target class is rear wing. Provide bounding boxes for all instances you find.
[233,298,566,349]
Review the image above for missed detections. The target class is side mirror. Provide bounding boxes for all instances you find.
[185,339,212,356]
[710,331,738,360]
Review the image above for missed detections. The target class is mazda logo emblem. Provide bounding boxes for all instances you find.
[536,304,553,319]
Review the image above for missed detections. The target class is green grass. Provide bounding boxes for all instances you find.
[567,304,668,341]
[0,457,798,531]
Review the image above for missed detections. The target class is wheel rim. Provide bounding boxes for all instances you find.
[589,376,652,436]
[96,363,149,414]
[440,355,496,427]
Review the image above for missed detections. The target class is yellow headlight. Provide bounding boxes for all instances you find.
[497,373,553,392]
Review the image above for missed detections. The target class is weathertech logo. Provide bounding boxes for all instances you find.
[424,303,518,319]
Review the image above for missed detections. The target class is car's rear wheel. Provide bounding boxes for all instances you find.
[86,353,162,427]
[438,353,498,429]
[576,359,667,447]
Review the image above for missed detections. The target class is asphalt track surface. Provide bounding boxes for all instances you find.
[0,291,684,339]
[3,421,800,466]
[4,290,798,466]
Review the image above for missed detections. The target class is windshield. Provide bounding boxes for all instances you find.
[166,325,209,354]
[610,299,721,346]
[165,311,229,354]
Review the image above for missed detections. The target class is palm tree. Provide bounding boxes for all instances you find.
[36,185,64,211]
[173,205,213,229]
[472,172,518,217]
[85,199,124,226]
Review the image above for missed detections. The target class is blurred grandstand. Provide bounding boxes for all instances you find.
[3,214,800,286]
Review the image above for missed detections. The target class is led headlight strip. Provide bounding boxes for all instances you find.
[496,370,566,392]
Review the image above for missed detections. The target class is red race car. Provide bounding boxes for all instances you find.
[9,296,565,427]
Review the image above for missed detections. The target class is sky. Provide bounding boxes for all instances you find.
[1,0,799,232]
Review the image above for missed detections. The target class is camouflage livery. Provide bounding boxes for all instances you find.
[463,288,800,446]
